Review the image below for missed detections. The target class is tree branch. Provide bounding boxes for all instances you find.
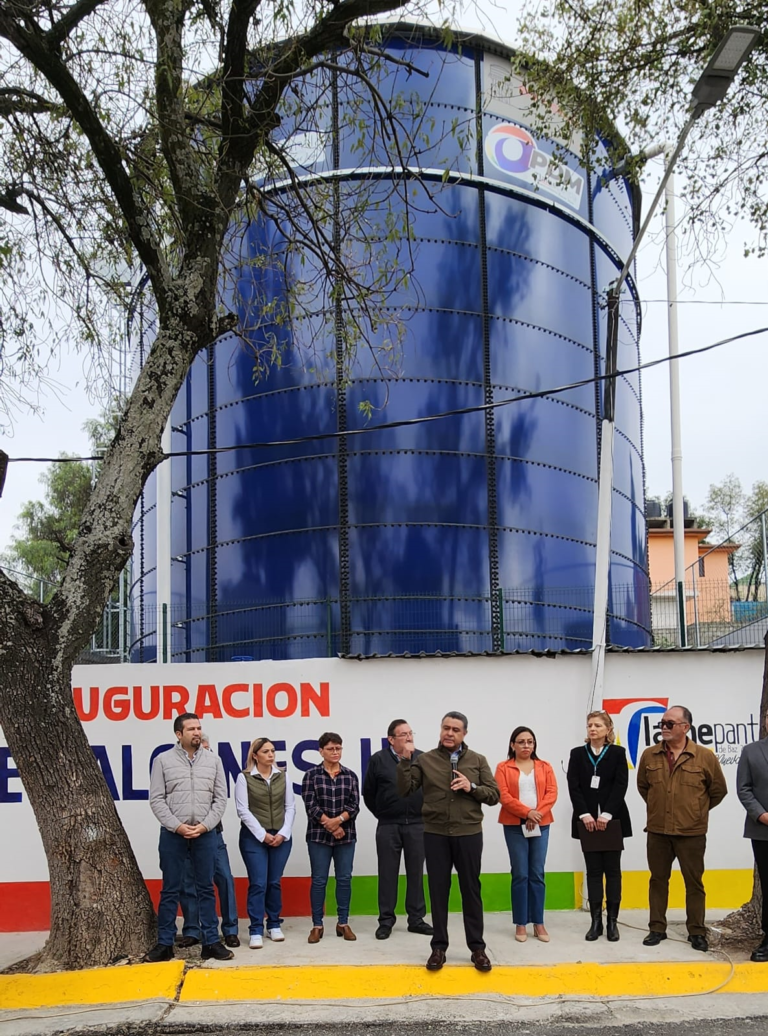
[0,8,169,309]
[47,0,110,46]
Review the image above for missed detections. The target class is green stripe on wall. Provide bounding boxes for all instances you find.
[323,873,576,915]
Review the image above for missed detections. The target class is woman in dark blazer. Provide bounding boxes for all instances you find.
[567,710,631,942]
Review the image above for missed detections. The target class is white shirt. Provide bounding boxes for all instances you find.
[235,765,296,843]
[518,768,538,810]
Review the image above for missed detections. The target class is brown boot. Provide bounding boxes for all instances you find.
[307,926,324,944]
[336,923,357,940]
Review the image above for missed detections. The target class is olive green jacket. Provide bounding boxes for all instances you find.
[396,743,499,836]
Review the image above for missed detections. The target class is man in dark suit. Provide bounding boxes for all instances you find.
[363,718,433,940]
[737,711,768,962]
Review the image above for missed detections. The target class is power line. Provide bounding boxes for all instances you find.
[7,324,768,465]
[642,299,768,305]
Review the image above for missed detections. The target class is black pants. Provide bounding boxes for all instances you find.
[423,831,484,953]
[376,821,427,928]
[752,839,768,935]
[584,849,622,905]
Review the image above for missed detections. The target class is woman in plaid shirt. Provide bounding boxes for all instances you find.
[301,731,360,943]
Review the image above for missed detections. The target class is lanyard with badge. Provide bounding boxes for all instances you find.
[586,744,609,789]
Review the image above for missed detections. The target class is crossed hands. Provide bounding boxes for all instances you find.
[321,814,346,840]
[525,809,542,832]
[581,815,609,832]
[176,823,207,839]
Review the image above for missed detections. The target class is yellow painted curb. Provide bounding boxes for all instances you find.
[0,961,185,1011]
[180,962,768,1002]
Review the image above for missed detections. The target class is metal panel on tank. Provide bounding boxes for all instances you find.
[130,24,651,662]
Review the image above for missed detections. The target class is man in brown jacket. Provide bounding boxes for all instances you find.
[636,705,727,952]
[397,711,499,972]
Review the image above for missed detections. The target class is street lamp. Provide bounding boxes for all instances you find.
[589,24,761,706]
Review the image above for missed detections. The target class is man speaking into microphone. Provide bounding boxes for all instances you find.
[397,711,499,972]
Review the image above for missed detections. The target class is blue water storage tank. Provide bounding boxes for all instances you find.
[130,23,651,661]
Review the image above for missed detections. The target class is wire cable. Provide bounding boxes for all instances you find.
[6,324,768,465]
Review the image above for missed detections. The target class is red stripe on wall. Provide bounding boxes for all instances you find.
[1,877,313,932]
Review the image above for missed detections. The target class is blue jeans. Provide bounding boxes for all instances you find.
[307,841,355,927]
[157,827,219,946]
[180,828,239,938]
[239,827,292,935]
[503,824,550,925]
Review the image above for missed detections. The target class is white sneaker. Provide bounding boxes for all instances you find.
[249,934,263,949]
[267,927,285,941]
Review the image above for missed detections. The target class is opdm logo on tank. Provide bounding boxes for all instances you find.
[484,124,584,209]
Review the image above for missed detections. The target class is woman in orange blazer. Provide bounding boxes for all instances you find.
[495,726,558,943]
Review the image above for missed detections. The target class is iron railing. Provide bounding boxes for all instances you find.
[128,584,652,663]
[650,507,768,648]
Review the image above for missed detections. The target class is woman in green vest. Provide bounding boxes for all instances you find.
[235,737,296,949]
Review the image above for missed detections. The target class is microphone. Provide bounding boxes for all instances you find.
[450,749,460,789]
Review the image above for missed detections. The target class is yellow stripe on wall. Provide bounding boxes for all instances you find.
[619,869,753,910]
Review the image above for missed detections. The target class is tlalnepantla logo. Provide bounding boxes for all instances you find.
[484,124,584,209]
[603,697,762,768]
[603,697,669,768]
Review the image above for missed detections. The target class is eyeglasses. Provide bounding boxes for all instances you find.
[323,746,343,751]
[514,739,535,746]
[659,720,686,730]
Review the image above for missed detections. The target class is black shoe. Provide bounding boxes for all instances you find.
[688,934,709,952]
[471,949,492,972]
[375,925,392,940]
[585,902,603,942]
[426,948,446,971]
[224,934,241,948]
[408,920,434,936]
[201,941,235,961]
[606,903,620,942]
[751,938,768,963]
[144,942,174,962]
[175,935,200,948]
[643,931,667,947]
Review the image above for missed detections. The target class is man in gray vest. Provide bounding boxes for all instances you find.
[363,718,433,940]
[145,712,234,962]
[737,710,768,962]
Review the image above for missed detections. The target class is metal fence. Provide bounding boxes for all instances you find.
[1,564,132,662]
[651,578,767,648]
[650,508,768,648]
[128,584,650,663]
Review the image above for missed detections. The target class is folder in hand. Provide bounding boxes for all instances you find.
[577,818,623,852]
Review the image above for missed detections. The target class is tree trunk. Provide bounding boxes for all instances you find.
[720,631,768,939]
[0,612,155,970]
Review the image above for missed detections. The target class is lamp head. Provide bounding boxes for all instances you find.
[691,25,761,117]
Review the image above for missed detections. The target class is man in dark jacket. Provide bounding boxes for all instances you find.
[363,719,433,940]
[397,711,500,972]
[736,711,768,962]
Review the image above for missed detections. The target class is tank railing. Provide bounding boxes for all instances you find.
[650,507,768,648]
[125,585,652,662]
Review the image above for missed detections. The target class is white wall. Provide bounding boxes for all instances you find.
[0,649,764,883]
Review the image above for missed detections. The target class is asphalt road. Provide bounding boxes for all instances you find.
[62,1020,768,1036]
